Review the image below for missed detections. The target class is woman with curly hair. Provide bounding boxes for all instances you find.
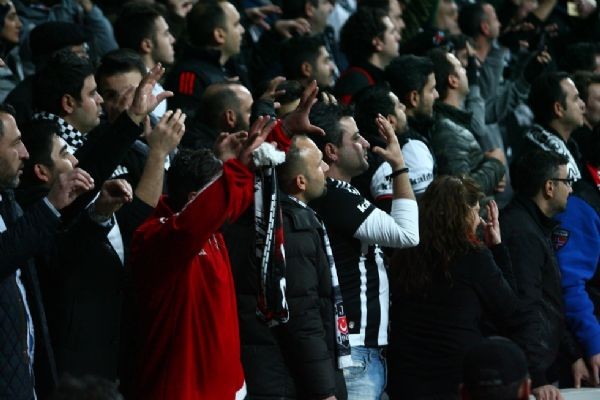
[386,176,534,400]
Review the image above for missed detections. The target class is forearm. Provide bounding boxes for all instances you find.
[354,200,419,247]
[134,150,167,208]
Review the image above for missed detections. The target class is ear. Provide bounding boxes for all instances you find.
[300,61,313,79]
[518,378,532,400]
[61,94,76,115]
[140,37,153,55]
[553,101,564,119]
[386,113,398,130]
[224,109,237,130]
[543,179,555,199]
[33,164,52,184]
[324,142,338,163]
[213,26,226,46]
[372,36,383,52]
[305,1,314,18]
[480,21,490,36]
[448,73,459,90]
[408,90,420,109]
[295,173,307,192]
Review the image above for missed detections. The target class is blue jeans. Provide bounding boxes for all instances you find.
[343,346,387,400]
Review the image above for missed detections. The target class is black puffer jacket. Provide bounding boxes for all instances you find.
[500,195,581,387]
[234,195,347,400]
[431,102,505,195]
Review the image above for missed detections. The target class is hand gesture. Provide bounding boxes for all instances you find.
[47,168,95,210]
[239,116,276,167]
[371,114,404,170]
[481,200,501,246]
[127,63,174,124]
[572,357,591,389]
[145,109,186,156]
[274,17,311,38]
[245,4,282,30]
[93,179,133,218]
[214,131,249,163]
[532,384,563,400]
[260,76,286,108]
[281,80,324,137]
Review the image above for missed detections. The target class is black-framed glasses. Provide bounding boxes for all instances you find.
[550,177,575,187]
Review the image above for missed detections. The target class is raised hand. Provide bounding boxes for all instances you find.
[127,63,174,124]
[481,200,501,246]
[214,131,249,163]
[145,109,186,156]
[371,114,404,170]
[93,179,133,218]
[245,4,282,30]
[47,168,95,210]
[274,17,311,38]
[281,80,324,137]
[239,116,276,167]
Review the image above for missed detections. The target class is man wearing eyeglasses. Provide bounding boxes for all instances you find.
[500,149,589,399]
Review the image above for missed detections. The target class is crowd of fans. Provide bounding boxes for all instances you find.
[3,0,600,399]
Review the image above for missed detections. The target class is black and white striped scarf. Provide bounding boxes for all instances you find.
[33,111,85,153]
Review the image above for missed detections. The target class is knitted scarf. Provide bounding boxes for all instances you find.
[33,111,85,153]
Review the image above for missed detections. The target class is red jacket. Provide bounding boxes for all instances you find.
[130,159,254,399]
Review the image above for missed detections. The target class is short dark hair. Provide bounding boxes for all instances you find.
[458,2,486,38]
[428,47,454,100]
[20,120,61,186]
[281,35,325,81]
[308,102,353,161]
[353,85,395,139]
[340,7,388,64]
[187,0,227,48]
[572,71,600,103]
[166,148,223,212]
[359,0,395,13]
[385,55,434,105]
[95,49,147,88]
[114,2,162,52]
[511,149,569,197]
[198,82,243,128]
[561,42,600,73]
[33,50,95,115]
[0,103,15,137]
[462,337,529,400]
[528,72,570,126]
[282,0,319,19]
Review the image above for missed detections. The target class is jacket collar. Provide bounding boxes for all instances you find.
[434,102,472,128]
[513,193,560,236]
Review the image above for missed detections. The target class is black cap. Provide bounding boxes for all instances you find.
[30,22,86,59]
[463,337,529,388]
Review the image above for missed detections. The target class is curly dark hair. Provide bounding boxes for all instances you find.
[392,175,483,295]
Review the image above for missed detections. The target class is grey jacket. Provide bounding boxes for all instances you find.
[431,102,505,195]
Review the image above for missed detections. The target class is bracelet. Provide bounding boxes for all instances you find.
[386,167,409,181]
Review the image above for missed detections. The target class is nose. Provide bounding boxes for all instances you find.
[321,160,329,173]
[69,154,79,168]
[18,142,29,160]
[362,137,370,149]
[400,102,406,111]
[96,92,104,105]
[433,88,440,100]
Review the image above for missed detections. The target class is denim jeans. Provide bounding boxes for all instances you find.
[343,345,387,400]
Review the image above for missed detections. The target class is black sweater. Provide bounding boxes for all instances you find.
[387,244,533,399]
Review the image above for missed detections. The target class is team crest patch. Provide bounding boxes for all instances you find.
[552,228,570,251]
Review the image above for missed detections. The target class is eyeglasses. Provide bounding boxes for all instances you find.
[550,177,575,187]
